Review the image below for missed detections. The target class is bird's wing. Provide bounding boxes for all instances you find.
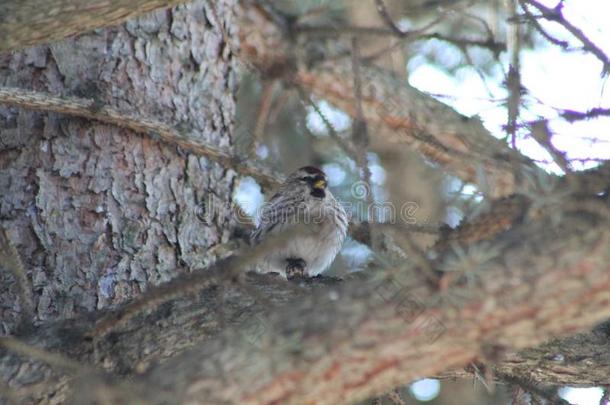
[250,192,304,245]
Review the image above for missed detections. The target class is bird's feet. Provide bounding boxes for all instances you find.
[285,258,306,280]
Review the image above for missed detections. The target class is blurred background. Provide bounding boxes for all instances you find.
[233,1,610,403]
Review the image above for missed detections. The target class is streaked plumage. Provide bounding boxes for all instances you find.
[251,166,348,278]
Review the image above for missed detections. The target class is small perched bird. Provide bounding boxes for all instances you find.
[251,166,348,279]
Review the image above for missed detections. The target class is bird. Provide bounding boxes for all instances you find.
[251,166,348,279]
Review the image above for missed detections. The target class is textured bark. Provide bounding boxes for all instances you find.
[1,198,608,403]
[0,0,191,52]
[440,325,610,387]
[0,273,322,403]
[0,87,282,189]
[0,0,238,334]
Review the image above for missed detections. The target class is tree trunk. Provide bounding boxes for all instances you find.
[0,0,238,333]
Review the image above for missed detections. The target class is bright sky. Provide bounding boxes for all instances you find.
[409,0,610,174]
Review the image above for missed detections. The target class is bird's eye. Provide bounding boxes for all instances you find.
[299,176,309,182]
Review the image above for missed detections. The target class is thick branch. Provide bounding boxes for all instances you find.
[2,197,609,403]
[0,0,191,52]
[439,326,610,387]
[138,207,610,404]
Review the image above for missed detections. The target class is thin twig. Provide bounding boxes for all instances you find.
[459,46,496,98]
[377,222,440,235]
[350,37,377,250]
[296,25,505,54]
[528,119,571,173]
[351,37,366,128]
[517,1,569,49]
[296,87,359,158]
[361,13,456,62]
[348,0,481,63]
[251,80,277,158]
[521,0,610,74]
[374,0,406,37]
[0,87,282,189]
[506,0,522,149]
[267,88,290,123]
[560,107,610,122]
[383,225,440,288]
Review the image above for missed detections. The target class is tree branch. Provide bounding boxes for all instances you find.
[295,25,506,55]
[2,193,609,403]
[0,0,191,52]
[0,87,282,189]
[238,3,539,198]
[438,325,610,388]
[138,204,609,405]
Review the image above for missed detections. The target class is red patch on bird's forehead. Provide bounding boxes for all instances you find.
[300,166,326,177]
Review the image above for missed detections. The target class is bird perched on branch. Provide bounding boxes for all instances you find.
[251,166,348,279]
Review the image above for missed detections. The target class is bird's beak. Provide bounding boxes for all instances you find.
[313,179,327,189]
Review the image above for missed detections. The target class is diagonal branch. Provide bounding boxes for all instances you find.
[87,199,610,403]
[0,87,282,189]
[0,0,190,52]
[1,194,609,402]
[374,0,409,37]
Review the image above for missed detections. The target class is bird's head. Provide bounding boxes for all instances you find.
[285,166,328,198]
